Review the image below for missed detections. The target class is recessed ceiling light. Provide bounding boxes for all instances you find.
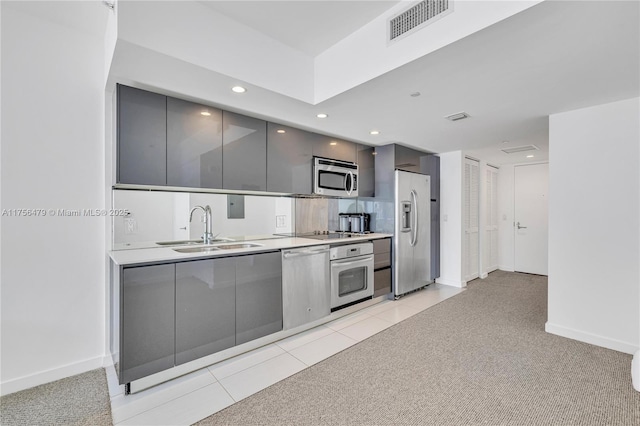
[329,141,338,146]
[410,92,421,97]
[526,154,535,158]
[200,111,211,116]
[231,86,246,93]
[316,113,328,119]
[370,130,380,135]
[276,129,286,134]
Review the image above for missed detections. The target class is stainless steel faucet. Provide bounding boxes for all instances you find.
[189,205,214,244]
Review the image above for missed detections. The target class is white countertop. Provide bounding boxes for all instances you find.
[109,233,392,266]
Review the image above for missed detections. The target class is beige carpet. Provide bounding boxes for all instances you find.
[196,271,640,425]
[0,368,111,426]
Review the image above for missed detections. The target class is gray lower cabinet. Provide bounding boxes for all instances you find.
[175,258,236,365]
[236,252,283,345]
[117,85,167,186]
[266,123,314,194]
[223,111,267,191]
[167,97,223,189]
[121,264,175,384]
[373,238,392,298]
[312,134,356,163]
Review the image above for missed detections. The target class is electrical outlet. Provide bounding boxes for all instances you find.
[276,215,286,228]
[125,218,136,234]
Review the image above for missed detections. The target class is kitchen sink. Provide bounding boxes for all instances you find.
[173,246,221,254]
[173,243,263,253]
[216,243,263,250]
[157,238,233,246]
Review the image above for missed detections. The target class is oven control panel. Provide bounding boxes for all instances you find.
[329,242,373,260]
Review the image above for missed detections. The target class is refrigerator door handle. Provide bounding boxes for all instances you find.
[410,189,418,247]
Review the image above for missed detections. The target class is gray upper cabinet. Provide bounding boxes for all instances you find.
[117,85,167,186]
[121,264,175,383]
[175,258,235,365]
[394,145,424,173]
[266,123,314,194]
[222,111,267,191]
[235,252,282,345]
[167,97,223,189]
[312,134,357,163]
[357,144,375,198]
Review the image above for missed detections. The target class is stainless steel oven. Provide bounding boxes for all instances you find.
[330,242,374,311]
[313,157,358,197]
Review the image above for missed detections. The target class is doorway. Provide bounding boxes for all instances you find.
[514,163,549,275]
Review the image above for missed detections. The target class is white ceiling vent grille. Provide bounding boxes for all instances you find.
[389,0,453,42]
[501,145,540,154]
[445,111,470,121]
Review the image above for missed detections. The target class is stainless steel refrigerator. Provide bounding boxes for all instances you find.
[394,170,432,298]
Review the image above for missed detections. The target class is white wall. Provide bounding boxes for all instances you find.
[547,97,640,354]
[436,151,465,287]
[0,5,106,394]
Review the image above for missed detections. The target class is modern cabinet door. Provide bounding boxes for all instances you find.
[117,85,167,186]
[235,252,282,345]
[222,111,267,191]
[121,264,175,383]
[175,258,236,365]
[357,144,375,197]
[266,123,314,194]
[167,97,223,189]
[394,145,424,173]
[312,134,356,163]
[373,238,392,297]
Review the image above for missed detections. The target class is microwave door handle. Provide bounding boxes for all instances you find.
[345,171,354,196]
[410,190,418,247]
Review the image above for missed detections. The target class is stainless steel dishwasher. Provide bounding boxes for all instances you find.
[281,245,331,330]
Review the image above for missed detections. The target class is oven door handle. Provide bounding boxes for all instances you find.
[331,256,373,267]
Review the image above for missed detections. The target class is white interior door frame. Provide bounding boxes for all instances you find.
[463,157,480,281]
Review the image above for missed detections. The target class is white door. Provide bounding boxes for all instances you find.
[463,158,480,281]
[484,166,499,273]
[514,163,548,275]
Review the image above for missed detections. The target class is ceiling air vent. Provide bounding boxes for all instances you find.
[389,0,454,42]
[501,145,540,154]
[445,111,470,121]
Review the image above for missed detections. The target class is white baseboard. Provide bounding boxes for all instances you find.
[0,355,104,396]
[480,272,488,279]
[545,322,638,355]
[499,266,515,272]
[632,351,640,392]
[436,277,467,288]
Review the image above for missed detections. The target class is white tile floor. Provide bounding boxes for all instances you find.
[107,283,464,426]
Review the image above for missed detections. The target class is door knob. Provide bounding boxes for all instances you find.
[517,222,527,229]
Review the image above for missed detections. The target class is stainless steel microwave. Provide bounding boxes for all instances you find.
[313,157,359,197]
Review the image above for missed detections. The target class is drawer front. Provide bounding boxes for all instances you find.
[374,252,391,270]
[372,238,391,254]
[374,268,391,297]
